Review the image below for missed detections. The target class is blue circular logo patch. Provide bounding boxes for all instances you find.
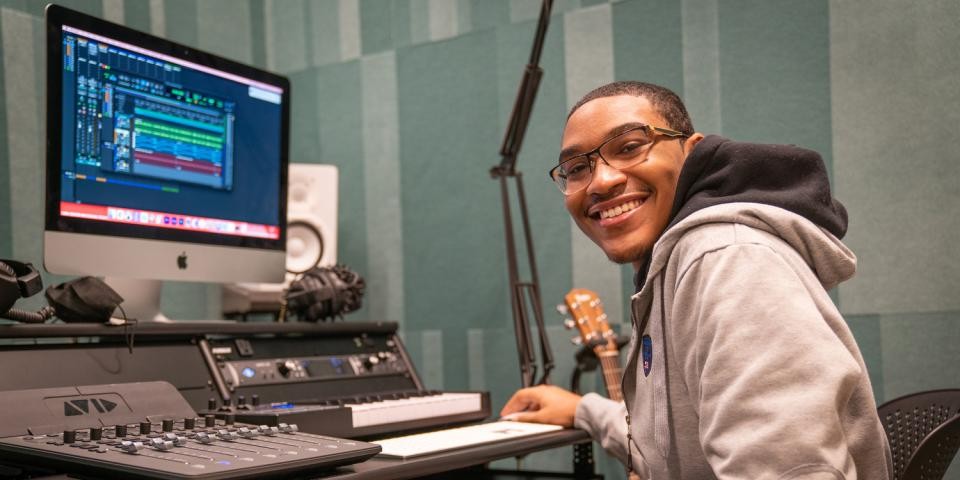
[641,335,653,377]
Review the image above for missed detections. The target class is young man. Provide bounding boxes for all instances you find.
[500,81,892,479]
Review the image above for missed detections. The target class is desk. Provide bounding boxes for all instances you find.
[322,429,595,480]
[0,323,602,479]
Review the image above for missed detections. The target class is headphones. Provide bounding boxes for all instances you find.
[2,260,124,324]
[0,259,44,314]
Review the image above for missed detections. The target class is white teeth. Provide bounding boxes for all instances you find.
[599,200,641,219]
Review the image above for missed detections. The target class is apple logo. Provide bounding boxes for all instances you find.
[177,252,188,270]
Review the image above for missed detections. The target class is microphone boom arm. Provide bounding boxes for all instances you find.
[491,0,555,388]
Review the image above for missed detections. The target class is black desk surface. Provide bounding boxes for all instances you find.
[321,429,591,480]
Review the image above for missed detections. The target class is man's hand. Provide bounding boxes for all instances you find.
[499,385,582,427]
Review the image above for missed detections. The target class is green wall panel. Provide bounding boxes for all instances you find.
[360,0,411,55]
[831,0,960,316]
[681,0,721,135]
[0,8,9,258]
[265,0,309,73]
[612,0,683,94]
[844,314,885,403]
[161,0,198,48]
[879,311,960,402]
[409,0,430,44]
[396,28,505,388]
[248,0,268,69]
[1,7,49,313]
[2,8,43,265]
[122,0,153,33]
[717,0,832,166]
[361,52,404,325]
[314,61,368,317]
[50,0,102,17]
[289,69,324,167]
[197,0,253,64]
[0,1,46,17]
[466,0,509,33]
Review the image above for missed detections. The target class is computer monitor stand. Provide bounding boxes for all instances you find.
[105,277,171,323]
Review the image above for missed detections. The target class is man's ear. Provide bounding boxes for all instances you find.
[682,133,705,155]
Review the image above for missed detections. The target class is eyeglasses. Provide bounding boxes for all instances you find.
[548,124,687,194]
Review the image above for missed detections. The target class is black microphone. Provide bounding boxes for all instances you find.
[285,265,365,322]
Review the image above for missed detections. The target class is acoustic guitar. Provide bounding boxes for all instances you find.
[562,288,623,401]
[562,288,641,480]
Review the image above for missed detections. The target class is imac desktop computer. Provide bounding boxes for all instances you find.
[43,5,290,321]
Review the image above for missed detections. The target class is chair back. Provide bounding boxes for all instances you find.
[877,389,960,480]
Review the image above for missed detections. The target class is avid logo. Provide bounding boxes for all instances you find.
[63,398,118,417]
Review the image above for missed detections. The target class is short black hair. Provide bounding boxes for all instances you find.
[568,81,694,136]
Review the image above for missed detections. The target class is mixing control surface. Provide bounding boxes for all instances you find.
[0,382,380,479]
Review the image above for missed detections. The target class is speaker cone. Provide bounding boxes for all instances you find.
[286,221,324,274]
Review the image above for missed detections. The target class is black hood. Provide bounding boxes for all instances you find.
[635,135,848,291]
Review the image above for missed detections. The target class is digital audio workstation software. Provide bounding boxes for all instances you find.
[58,26,283,240]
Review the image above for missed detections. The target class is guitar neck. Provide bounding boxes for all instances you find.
[597,351,623,402]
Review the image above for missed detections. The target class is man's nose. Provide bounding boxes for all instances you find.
[585,157,626,196]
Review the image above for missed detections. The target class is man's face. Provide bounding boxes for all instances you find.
[560,95,700,266]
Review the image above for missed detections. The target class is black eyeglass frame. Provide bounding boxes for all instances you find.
[548,124,687,194]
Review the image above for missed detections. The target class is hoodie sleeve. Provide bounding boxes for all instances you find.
[672,241,864,479]
[574,393,630,463]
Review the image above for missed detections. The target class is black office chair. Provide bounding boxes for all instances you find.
[877,389,960,480]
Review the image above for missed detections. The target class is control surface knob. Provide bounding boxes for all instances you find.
[120,440,144,453]
[164,432,188,446]
[276,360,297,377]
[139,421,152,435]
[149,437,174,451]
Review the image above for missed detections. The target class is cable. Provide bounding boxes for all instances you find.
[1,305,56,323]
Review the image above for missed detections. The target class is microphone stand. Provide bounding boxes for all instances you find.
[490,0,554,388]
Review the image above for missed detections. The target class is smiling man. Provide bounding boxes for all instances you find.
[500,82,892,479]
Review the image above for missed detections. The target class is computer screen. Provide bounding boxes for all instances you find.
[43,5,289,319]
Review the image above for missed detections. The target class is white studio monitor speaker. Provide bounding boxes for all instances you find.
[221,163,339,317]
[287,164,338,273]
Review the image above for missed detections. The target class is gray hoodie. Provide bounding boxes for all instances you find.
[575,202,893,479]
